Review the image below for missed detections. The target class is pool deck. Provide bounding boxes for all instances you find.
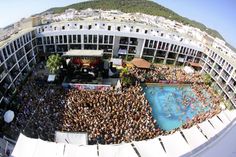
[143,82,192,87]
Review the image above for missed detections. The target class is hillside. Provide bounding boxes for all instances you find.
[45,0,224,41]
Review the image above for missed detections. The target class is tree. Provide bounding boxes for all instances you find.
[203,73,212,86]
[46,54,62,74]
[120,67,129,77]
[120,67,133,87]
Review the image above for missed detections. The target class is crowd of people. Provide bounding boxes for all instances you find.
[182,83,222,129]
[6,67,162,143]
[128,65,204,84]
[4,62,222,144]
[63,86,160,144]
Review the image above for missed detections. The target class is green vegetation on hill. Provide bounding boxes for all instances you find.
[45,0,224,40]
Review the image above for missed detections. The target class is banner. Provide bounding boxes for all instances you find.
[62,83,110,91]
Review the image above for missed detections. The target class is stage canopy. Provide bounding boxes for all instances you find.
[131,58,151,69]
[62,50,104,57]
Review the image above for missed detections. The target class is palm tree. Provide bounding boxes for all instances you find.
[46,54,62,74]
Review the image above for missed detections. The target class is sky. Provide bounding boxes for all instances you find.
[154,0,236,47]
[0,0,235,47]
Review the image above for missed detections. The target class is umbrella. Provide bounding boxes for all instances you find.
[4,110,14,123]
[183,66,194,74]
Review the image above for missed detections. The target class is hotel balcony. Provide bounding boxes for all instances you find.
[119,37,129,45]
[232,95,236,104]
[214,65,222,74]
[229,79,236,91]
[211,70,218,80]
[129,38,138,46]
[218,78,226,89]
[221,73,229,81]
[207,59,214,66]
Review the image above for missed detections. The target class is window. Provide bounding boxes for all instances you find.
[14,41,18,50]
[165,43,169,51]
[104,35,108,44]
[145,30,148,34]
[93,35,97,43]
[77,35,81,43]
[43,37,47,44]
[170,44,174,51]
[62,26,65,30]
[117,26,121,31]
[55,36,59,44]
[80,25,83,29]
[88,25,92,30]
[69,35,72,43]
[136,29,139,32]
[2,48,7,59]
[99,35,103,43]
[59,35,63,43]
[108,25,111,31]
[64,35,67,43]
[73,35,77,43]
[149,40,154,48]
[10,43,14,52]
[84,35,87,43]
[161,42,166,50]
[158,42,162,49]
[176,46,180,52]
[89,35,93,43]
[145,40,149,47]
[154,41,157,48]
[109,36,113,44]
[47,37,50,44]
[51,36,54,44]
[6,45,11,56]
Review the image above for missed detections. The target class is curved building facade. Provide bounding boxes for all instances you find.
[0,21,235,107]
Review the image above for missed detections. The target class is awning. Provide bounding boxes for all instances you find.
[55,131,88,146]
[208,116,226,133]
[12,134,97,157]
[99,143,138,157]
[131,58,151,69]
[64,144,97,157]
[181,126,207,149]
[218,111,231,125]
[160,132,190,156]
[198,121,217,139]
[133,138,167,157]
[12,134,64,157]
[62,50,104,57]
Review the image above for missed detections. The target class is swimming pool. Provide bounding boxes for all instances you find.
[143,84,210,131]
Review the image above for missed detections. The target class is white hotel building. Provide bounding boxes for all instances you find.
[0,17,236,108]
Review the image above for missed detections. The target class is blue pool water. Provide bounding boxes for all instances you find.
[143,85,210,131]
